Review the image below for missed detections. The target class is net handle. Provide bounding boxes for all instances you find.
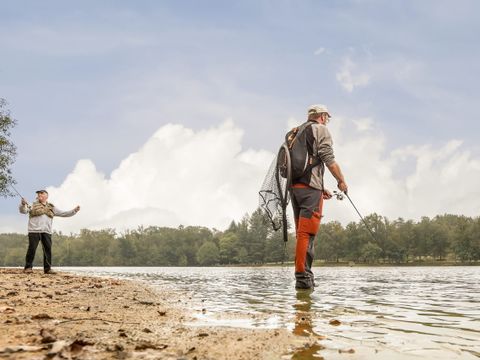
[275,144,291,242]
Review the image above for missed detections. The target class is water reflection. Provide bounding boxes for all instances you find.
[291,344,325,360]
[292,290,325,359]
[293,290,315,337]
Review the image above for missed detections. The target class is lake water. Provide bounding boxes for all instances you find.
[60,266,480,359]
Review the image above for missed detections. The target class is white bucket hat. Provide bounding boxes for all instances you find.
[307,104,331,117]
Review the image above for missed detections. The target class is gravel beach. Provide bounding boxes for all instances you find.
[0,268,311,360]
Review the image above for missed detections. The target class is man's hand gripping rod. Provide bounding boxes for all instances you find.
[10,184,31,209]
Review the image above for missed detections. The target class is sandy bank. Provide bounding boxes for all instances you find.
[0,268,314,360]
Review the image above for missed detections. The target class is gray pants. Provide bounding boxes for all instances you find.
[291,185,324,289]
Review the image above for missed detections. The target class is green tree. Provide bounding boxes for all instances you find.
[117,235,137,265]
[468,218,480,261]
[196,241,219,266]
[234,215,251,262]
[344,222,368,262]
[429,223,449,260]
[395,219,416,262]
[177,226,214,265]
[317,221,346,262]
[219,232,239,264]
[413,217,432,260]
[247,209,268,264]
[264,229,286,263]
[0,98,17,196]
[363,214,389,262]
[459,218,480,261]
[235,247,249,264]
[361,242,382,263]
[3,247,24,266]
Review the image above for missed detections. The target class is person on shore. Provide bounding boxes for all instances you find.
[19,190,80,274]
[291,104,348,290]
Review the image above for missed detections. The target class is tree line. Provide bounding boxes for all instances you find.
[0,210,479,267]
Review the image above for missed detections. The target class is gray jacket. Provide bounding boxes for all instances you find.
[19,203,77,234]
[295,122,335,190]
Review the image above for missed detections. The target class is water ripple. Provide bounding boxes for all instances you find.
[62,266,480,359]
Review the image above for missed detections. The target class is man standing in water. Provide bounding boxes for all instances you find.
[19,190,80,274]
[292,104,348,290]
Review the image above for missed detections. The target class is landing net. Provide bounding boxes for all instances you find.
[258,144,291,242]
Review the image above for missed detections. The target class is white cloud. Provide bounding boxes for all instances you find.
[4,118,479,234]
[352,117,373,132]
[286,117,302,131]
[314,47,326,55]
[336,56,371,92]
[32,121,273,233]
[323,120,480,224]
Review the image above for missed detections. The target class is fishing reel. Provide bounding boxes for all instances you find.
[333,191,344,201]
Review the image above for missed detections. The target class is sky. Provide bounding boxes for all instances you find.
[1,0,479,234]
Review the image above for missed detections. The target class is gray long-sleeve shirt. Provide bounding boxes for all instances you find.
[296,122,336,190]
[19,202,77,234]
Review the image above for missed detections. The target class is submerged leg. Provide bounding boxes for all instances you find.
[292,187,323,289]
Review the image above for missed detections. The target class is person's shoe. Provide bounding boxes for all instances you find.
[44,269,57,275]
[23,268,33,274]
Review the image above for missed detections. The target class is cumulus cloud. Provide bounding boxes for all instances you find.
[41,121,273,233]
[314,47,326,55]
[336,57,370,92]
[5,118,479,234]
[352,117,373,132]
[323,117,480,224]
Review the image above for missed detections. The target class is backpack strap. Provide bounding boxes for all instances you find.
[302,121,322,173]
[286,121,315,150]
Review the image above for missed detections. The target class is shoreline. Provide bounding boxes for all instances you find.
[255,261,480,267]
[18,261,479,269]
[0,268,305,359]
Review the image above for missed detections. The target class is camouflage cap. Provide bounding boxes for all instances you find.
[307,104,331,117]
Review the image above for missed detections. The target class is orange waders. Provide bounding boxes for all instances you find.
[291,183,324,289]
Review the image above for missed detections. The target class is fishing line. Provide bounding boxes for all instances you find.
[334,191,378,243]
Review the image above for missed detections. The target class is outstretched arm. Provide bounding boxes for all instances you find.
[53,206,80,217]
[327,161,348,193]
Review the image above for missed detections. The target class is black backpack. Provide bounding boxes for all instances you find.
[279,121,320,181]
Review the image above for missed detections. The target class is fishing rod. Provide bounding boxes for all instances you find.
[10,183,23,198]
[9,183,31,209]
[333,190,378,243]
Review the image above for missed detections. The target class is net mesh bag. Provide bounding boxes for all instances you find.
[258,144,291,240]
